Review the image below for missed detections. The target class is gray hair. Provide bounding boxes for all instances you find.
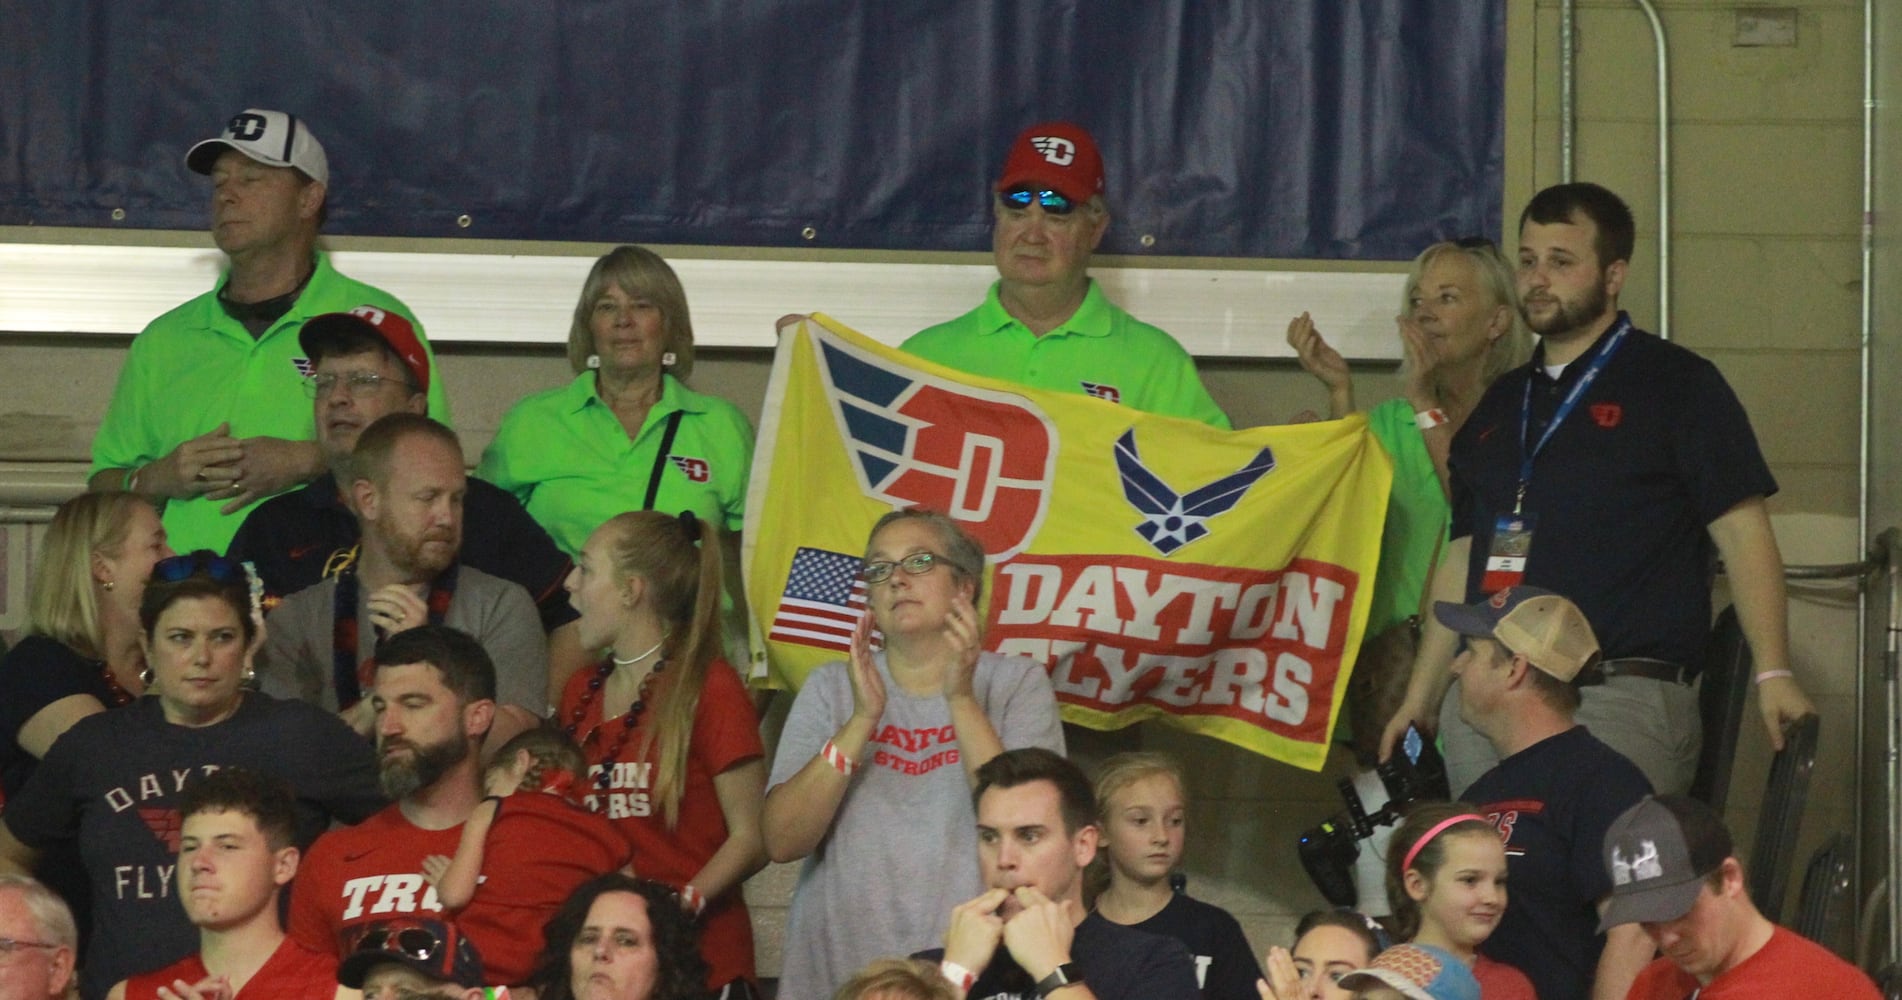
[0,875,78,996]
[866,508,988,605]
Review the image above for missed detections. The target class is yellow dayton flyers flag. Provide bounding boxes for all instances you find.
[745,315,1391,769]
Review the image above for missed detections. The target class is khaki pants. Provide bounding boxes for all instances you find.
[1438,674,1700,797]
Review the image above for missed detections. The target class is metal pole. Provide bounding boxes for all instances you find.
[1631,0,1671,340]
[1886,529,1901,965]
[1560,0,1577,182]
[1858,0,1877,951]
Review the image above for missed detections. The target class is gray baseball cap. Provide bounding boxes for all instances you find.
[1598,794,1734,931]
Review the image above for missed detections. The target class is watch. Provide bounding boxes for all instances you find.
[1034,963,1084,997]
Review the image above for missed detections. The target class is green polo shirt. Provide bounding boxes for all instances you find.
[1364,397,1451,634]
[91,251,449,554]
[901,279,1231,429]
[476,372,754,556]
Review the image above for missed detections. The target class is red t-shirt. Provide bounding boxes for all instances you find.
[121,936,337,1000]
[452,790,632,985]
[560,658,764,988]
[288,804,464,955]
[1473,954,1538,1000]
[1625,926,1878,999]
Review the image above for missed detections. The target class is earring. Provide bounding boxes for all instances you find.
[139,666,155,688]
[242,664,257,685]
[102,580,115,591]
[661,352,677,368]
[586,354,602,369]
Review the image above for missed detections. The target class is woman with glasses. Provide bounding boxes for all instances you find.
[1284,240,1532,760]
[0,551,382,1000]
[762,508,1064,1000]
[528,874,710,1000]
[559,511,765,998]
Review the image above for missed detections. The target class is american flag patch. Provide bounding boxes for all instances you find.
[768,547,870,652]
[1080,381,1121,403]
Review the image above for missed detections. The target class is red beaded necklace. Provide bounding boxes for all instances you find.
[96,659,136,707]
[563,658,667,791]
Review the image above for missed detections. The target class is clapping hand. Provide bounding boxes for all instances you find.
[847,612,887,725]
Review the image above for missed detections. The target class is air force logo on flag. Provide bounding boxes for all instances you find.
[816,337,1056,560]
[1115,428,1276,555]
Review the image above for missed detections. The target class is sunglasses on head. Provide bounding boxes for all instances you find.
[153,552,244,585]
[1000,185,1078,215]
[355,926,443,963]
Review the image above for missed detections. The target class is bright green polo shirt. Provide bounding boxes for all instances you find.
[901,279,1231,429]
[90,251,449,555]
[1364,397,1451,634]
[476,372,755,556]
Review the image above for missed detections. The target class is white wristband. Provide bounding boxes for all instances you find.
[941,960,977,992]
[1414,407,1450,430]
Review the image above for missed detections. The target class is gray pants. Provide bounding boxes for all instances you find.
[1438,674,1701,797]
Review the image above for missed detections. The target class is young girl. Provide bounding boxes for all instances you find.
[421,725,633,987]
[560,510,767,998]
[1091,753,1263,999]
[1384,803,1535,999]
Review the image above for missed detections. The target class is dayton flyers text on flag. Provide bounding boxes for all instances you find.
[745,315,1391,770]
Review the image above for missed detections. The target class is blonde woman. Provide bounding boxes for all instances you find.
[558,510,766,998]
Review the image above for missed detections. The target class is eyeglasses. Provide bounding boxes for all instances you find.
[0,938,60,956]
[861,551,947,584]
[999,185,1078,216]
[354,926,442,962]
[154,552,245,584]
[303,372,415,399]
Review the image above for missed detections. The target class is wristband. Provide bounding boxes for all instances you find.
[1754,669,1794,686]
[123,465,142,494]
[822,739,859,777]
[679,883,706,916]
[940,961,977,992]
[1414,407,1450,430]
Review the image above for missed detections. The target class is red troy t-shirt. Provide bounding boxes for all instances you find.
[288,804,463,955]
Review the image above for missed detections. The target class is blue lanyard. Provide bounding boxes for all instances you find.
[1516,317,1631,512]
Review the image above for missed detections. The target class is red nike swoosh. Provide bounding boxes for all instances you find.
[290,544,319,559]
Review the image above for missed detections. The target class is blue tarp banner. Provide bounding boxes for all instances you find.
[1,2,1503,260]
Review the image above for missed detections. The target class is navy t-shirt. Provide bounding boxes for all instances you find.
[1448,317,1777,665]
[1462,726,1653,1000]
[918,911,1200,1000]
[228,472,578,632]
[1121,893,1264,1000]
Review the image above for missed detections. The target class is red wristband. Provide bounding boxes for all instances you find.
[941,960,977,992]
[1414,407,1450,430]
[822,738,859,777]
[679,883,706,916]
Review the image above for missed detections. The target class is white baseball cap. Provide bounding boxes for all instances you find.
[186,109,328,185]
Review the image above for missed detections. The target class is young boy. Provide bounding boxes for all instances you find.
[109,769,337,1000]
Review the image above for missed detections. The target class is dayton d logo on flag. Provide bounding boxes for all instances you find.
[815,336,1056,560]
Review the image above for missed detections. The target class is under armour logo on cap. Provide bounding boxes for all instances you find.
[1030,136,1075,165]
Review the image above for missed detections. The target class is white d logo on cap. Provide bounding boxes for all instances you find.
[350,305,388,326]
[1031,136,1075,166]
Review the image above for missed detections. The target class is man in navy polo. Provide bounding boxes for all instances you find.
[1382,182,1814,796]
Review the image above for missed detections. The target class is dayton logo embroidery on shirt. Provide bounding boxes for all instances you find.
[668,456,711,483]
[815,334,1056,560]
[1610,840,1664,886]
[1590,402,1624,428]
[1030,136,1075,166]
[1080,381,1122,404]
[1114,429,1275,555]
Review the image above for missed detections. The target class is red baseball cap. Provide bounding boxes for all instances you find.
[995,121,1105,204]
[300,305,430,394]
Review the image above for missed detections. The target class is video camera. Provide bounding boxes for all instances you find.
[1296,725,1451,906]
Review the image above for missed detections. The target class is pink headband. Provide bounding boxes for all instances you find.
[1401,814,1490,875]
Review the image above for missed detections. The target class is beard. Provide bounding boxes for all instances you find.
[1520,278,1611,338]
[378,731,470,799]
[379,522,460,580]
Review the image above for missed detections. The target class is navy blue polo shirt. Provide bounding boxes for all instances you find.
[1447,313,1776,666]
[227,471,578,633]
